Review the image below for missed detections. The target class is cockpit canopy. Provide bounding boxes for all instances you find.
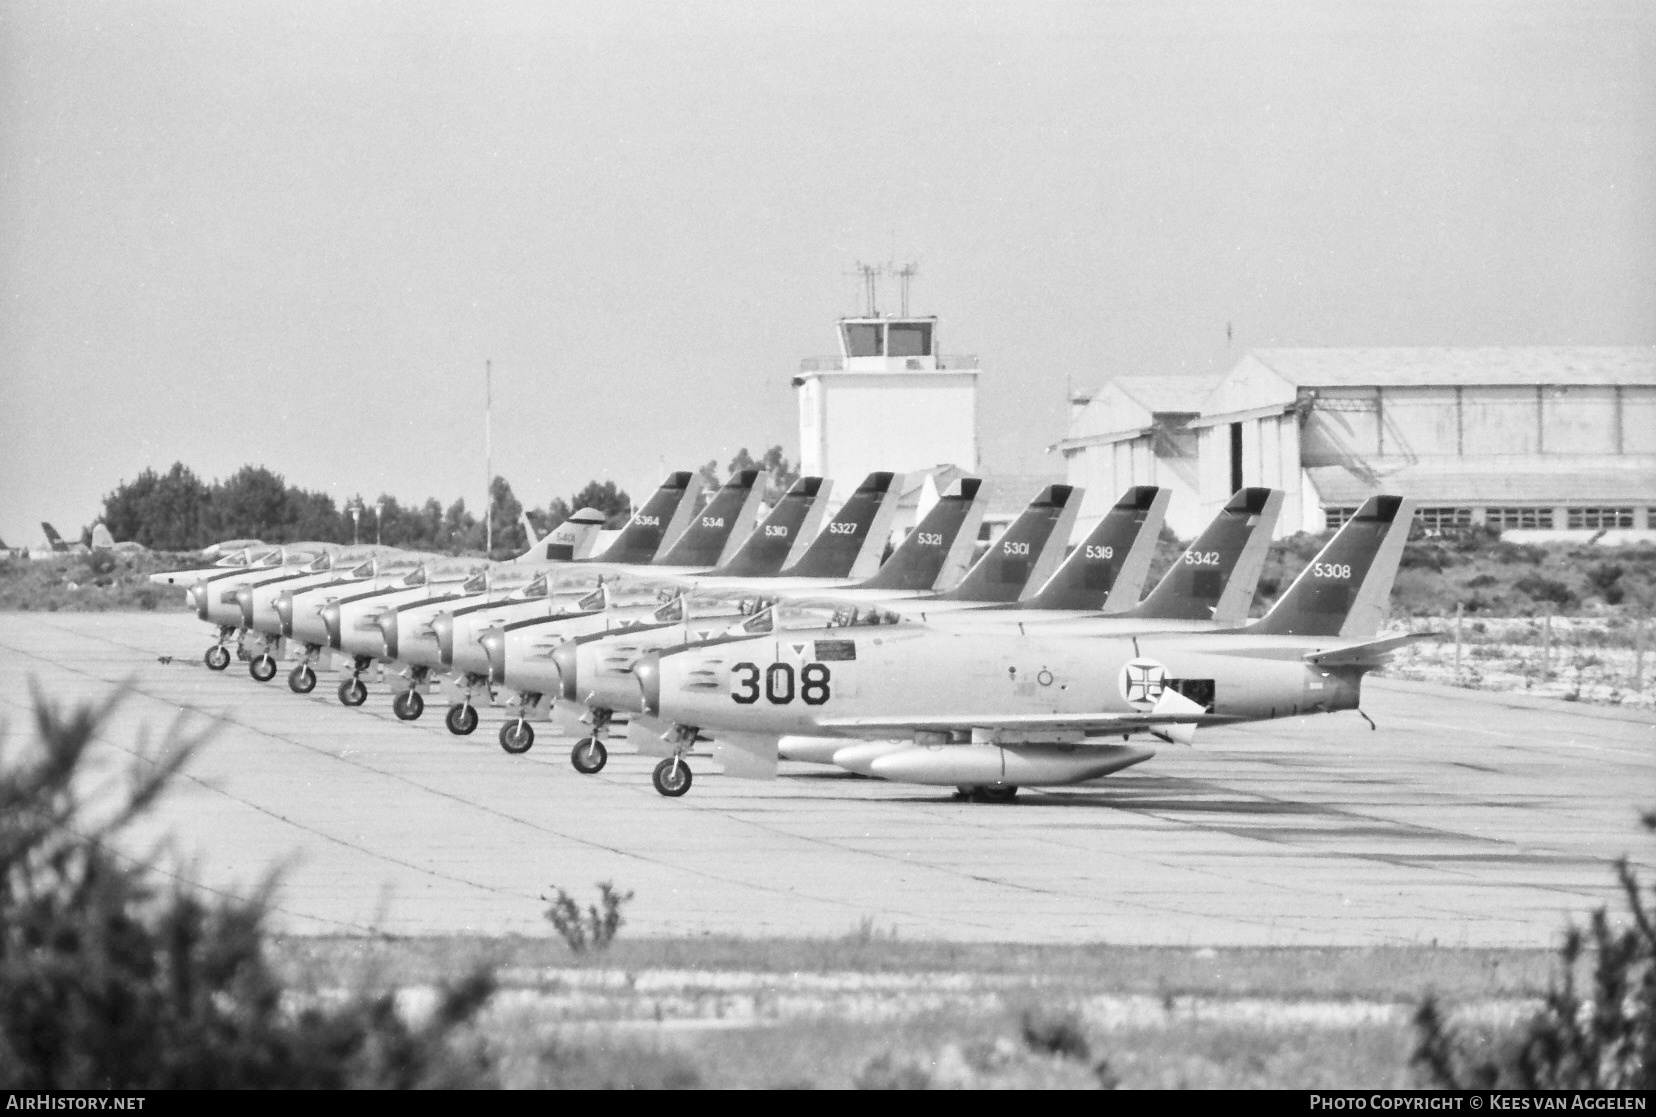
[737,598,902,635]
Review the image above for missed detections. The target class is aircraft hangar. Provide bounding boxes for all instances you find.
[1058,346,1656,540]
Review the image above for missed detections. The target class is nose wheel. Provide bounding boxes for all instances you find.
[249,654,278,683]
[570,736,608,774]
[445,703,478,736]
[651,757,693,797]
[204,645,231,671]
[392,690,425,721]
[499,719,534,754]
[337,677,368,706]
[287,664,317,693]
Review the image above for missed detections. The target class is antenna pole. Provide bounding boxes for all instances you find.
[485,359,493,555]
[896,262,917,316]
[855,261,881,316]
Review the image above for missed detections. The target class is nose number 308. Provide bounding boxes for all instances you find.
[731,662,831,705]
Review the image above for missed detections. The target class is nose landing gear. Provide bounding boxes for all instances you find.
[445,703,478,736]
[287,664,317,693]
[651,724,700,797]
[570,707,614,774]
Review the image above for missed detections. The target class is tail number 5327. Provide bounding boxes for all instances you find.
[731,662,831,705]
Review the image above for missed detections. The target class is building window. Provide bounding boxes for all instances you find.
[1323,506,1358,529]
[1567,507,1634,529]
[843,323,883,357]
[1417,507,1474,532]
[1488,506,1551,530]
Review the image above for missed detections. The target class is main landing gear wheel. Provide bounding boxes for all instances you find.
[445,704,478,736]
[337,678,368,707]
[249,654,278,683]
[288,665,317,694]
[499,720,534,755]
[652,758,692,798]
[393,690,425,721]
[204,645,231,671]
[977,785,1019,803]
[570,736,608,774]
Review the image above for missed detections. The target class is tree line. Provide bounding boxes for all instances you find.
[97,447,797,556]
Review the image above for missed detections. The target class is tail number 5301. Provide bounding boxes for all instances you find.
[731,662,831,705]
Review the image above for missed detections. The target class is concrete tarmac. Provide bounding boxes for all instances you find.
[1,611,1651,946]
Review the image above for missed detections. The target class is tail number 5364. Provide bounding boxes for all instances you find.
[731,662,831,705]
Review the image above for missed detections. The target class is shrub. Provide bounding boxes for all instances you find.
[1412,813,1655,1089]
[542,881,633,953]
[1513,574,1577,610]
[0,688,498,1088]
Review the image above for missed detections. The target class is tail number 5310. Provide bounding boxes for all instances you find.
[731,662,831,705]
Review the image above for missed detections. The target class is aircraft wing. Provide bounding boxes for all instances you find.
[816,689,1236,740]
[1304,632,1441,669]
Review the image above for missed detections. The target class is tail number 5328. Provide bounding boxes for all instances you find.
[731,662,831,705]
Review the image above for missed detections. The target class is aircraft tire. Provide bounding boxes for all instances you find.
[652,758,692,798]
[338,678,368,707]
[570,737,607,774]
[204,645,231,672]
[249,654,278,683]
[445,703,478,736]
[977,785,1019,804]
[288,665,317,694]
[393,690,424,721]
[499,720,534,754]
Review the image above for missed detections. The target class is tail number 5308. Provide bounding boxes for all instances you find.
[731,662,831,705]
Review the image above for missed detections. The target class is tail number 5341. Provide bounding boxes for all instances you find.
[731,662,831,705]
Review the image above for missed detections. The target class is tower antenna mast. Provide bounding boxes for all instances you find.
[854,261,881,317]
[895,262,918,316]
[484,359,493,556]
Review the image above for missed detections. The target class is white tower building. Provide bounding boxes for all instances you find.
[794,310,979,496]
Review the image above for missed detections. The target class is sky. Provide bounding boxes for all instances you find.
[2,0,1653,545]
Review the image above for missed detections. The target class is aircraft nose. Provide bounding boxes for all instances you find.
[320,602,343,650]
[551,640,578,702]
[634,651,661,717]
[235,587,255,629]
[377,609,400,660]
[274,592,295,637]
[479,627,506,685]
[433,614,456,666]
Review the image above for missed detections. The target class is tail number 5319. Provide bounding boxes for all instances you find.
[731,662,830,705]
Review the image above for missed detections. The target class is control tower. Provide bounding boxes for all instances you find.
[793,275,979,495]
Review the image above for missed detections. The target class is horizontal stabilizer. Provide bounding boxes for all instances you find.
[1304,631,1441,669]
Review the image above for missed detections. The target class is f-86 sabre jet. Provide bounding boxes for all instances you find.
[628,495,1420,799]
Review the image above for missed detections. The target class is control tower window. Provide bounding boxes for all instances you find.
[844,323,883,357]
[887,322,932,357]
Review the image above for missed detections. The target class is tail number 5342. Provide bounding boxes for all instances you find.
[731,662,831,705]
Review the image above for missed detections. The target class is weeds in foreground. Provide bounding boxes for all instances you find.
[1413,812,1655,1090]
[0,687,499,1088]
[542,881,634,953]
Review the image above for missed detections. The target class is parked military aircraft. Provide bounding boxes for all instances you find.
[627,495,1419,798]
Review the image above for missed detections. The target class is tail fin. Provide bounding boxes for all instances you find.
[779,471,900,580]
[708,477,831,577]
[41,522,65,549]
[1023,486,1169,611]
[652,469,763,568]
[593,471,700,564]
[90,523,116,550]
[522,507,606,563]
[935,484,1081,603]
[854,477,987,592]
[1245,495,1415,638]
[1118,488,1283,622]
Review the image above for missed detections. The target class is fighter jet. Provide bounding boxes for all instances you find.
[629,495,1420,798]
[548,481,1116,774]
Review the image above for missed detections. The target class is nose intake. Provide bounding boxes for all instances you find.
[479,628,506,685]
[433,613,455,666]
[634,652,661,717]
[551,640,578,702]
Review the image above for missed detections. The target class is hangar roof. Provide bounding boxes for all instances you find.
[1249,346,1656,389]
[1110,374,1219,413]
